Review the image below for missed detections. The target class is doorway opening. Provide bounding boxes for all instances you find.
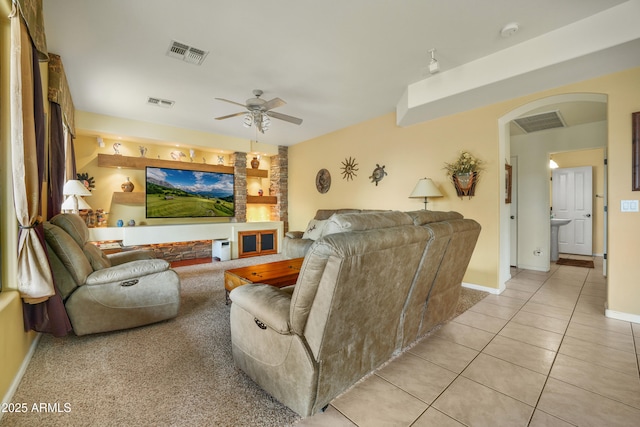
[498,93,607,289]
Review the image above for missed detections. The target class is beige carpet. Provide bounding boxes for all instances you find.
[0,255,487,427]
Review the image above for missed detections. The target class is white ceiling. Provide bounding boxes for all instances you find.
[43,0,634,147]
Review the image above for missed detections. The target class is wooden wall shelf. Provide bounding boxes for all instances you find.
[112,192,145,205]
[247,168,268,178]
[98,153,234,174]
[247,195,277,205]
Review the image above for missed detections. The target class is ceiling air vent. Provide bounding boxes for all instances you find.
[147,97,175,108]
[513,110,567,133]
[166,40,208,66]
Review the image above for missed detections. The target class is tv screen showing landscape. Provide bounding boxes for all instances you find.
[145,166,235,218]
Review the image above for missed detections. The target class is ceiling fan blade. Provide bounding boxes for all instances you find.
[267,111,303,125]
[214,98,247,109]
[215,112,245,120]
[263,97,286,111]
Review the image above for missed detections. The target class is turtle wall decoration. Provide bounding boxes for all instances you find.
[369,164,387,186]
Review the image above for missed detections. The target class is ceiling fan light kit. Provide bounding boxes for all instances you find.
[215,89,303,134]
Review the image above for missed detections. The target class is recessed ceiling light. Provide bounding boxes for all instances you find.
[500,22,519,38]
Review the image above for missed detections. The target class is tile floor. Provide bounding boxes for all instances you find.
[298,255,640,426]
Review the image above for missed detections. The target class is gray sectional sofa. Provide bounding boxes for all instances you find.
[229,210,480,416]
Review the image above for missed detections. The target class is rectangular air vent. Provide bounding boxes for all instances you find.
[147,97,175,108]
[166,40,208,66]
[513,110,567,133]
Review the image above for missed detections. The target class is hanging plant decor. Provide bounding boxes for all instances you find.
[340,156,359,181]
[444,150,484,198]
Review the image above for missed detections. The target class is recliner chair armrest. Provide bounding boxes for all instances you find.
[108,249,156,265]
[285,231,304,239]
[85,259,170,285]
[230,284,292,334]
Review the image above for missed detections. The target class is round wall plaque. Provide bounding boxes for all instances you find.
[316,169,331,194]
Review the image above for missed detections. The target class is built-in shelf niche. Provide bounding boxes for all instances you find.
[97,153,234,173]
[112,192,145,205]
[98,153,277,205]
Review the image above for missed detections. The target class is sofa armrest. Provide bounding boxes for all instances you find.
[108,249,156,265]
[230,284,292,334]
[85,259,170,285]
[285,231,304,239]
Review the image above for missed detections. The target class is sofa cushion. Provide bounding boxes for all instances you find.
[407,210,463,226]
[50,213,90,247]
[314,209,361,220]
[83,243,112,270]
[321,211,413,237]
[44,223,93,286]
[302,219,328,241]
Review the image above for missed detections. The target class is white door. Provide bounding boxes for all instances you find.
[509,157,518,266]
[552,166,593,256]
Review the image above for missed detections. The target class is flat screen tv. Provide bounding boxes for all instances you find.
[145,166,235,218]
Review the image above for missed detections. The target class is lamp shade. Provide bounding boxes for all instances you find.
[61,195,92,211]
[409,178,443,199]
[63,180,92,197]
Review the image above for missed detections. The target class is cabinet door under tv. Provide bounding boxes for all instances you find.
[238,230,277,258]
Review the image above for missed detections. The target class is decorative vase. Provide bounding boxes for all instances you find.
[251,157,260,169]
[121,177,134,192]
[116,219,124,227]
[452,172,478,198]
[258,189,263,196]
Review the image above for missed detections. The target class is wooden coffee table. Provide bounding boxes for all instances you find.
[224,258,304,304]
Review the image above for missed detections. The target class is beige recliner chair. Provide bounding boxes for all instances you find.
[44,214,181,336]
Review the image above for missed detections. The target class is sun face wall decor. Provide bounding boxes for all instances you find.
[340,156,359,181]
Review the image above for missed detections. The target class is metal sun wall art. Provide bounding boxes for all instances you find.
[369,164,387,186]
[340,157,359,181]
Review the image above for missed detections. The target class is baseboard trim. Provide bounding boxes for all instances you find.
[462,282,503,295]
[0,333,41,420]
[605,304,640,324]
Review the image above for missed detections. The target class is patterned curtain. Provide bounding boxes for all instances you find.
[47,53,77,217]
[14,0,47,60]
[48,53,75,136]
[10,6,71,336]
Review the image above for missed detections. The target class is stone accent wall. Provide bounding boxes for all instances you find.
[126,240,212,262]
[270,145,289,232]
[232,152,247,222]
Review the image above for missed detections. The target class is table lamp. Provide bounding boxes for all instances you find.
[62,180,92,214]
[409,178,443,210]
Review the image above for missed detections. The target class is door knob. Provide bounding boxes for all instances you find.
[510,216,515,219]
[585,213,591,218]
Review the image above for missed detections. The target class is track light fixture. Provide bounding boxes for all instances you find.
[428,48,439,74]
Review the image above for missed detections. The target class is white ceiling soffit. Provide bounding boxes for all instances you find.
[397,0,640,127]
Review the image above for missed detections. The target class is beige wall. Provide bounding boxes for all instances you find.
[289,66,640,318]
[289,110,501,288]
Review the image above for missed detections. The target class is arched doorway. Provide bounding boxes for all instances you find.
[498,93,607,288]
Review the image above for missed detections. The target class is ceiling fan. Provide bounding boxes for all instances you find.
[214,89,303,133]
